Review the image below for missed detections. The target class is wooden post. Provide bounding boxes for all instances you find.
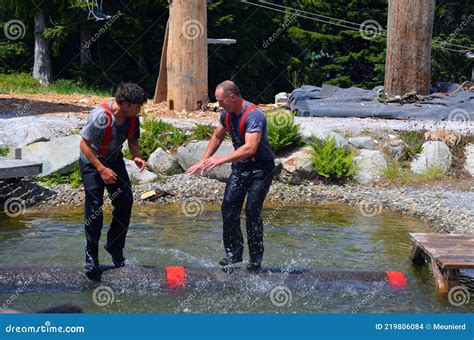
[166,0,208,111]
[154,20,169,103]
[384,0,435,96]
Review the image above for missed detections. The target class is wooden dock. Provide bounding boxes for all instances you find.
[0,157,42,179]
[410,233,474,293]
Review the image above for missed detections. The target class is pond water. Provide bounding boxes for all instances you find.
[0,203,472,313]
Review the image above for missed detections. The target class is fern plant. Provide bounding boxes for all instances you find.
[309,136,357,179]
[266,109,305,154]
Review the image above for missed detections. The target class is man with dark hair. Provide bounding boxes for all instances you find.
[79,82,147,274]
[187,80,275,272]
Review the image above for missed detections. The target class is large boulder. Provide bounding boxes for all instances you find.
[353,149,387,184]
[20,135,81,176]
[279,147,315,185]
[464,144,474,177]
[348,136,376,150]
[148,148,180,175]
[125,160,158,184]
[20,125,53,147]
[410,141,452,174]
[177,141,233,182]
[303,130,348,148]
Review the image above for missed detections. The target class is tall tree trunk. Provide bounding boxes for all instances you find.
[384,0,435,96]
[80,19,91,69]
[167,0,208,112]
[33,8,53,85]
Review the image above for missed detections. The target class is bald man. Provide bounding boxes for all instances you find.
[187,81,275,272]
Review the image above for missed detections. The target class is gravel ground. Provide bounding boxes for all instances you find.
[13,173,471,235]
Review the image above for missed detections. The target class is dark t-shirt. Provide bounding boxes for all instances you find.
[80,101,140,163]
[219,102,275,164]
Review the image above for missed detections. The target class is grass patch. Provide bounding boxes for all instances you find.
[265,109,305,154]
[36,164,82,188]
[399,131,424,161]
[309,135,357,180]
[415,167,445,181]
[0,147,9,157]
[136,114,187,159]
[0,73,111,96]
[191,123,215,140]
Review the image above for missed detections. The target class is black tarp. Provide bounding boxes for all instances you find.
[289,84,474,121]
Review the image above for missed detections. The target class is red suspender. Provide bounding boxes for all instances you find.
[225,103,258,145]
[98,103,113,157]
[98,103,137,157]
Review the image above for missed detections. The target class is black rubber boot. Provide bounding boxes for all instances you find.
[104,245,126,268]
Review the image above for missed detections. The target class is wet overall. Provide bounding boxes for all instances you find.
[221,104,275,265]
[79,103,136,267]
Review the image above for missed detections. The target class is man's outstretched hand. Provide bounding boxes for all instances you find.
[186,157,224,176]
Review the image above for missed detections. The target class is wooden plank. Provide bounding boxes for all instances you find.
[0,157,42,179]
[153,19,169,104]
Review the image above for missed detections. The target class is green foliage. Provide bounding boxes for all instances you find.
[139,114,187,159]
[0,73,111,96]
[191,123,215,140]
[36,164,82,188]
[416,167,445,181]
[0,1,473,100]
[309,136,357,180]
[266,109,305,154]
[0,147,9,157]
[399,131,425,161]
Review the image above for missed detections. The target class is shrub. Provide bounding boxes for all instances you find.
[36,164,82,188]
[309,136,357,180]
[138,114,187,159]
[266,109,305,154]
[0,147,9,157]
[191,123,214,140]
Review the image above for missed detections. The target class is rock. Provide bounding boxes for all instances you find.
[464,144,474,177]
[424,129,461,146]
[353,149,387,184]
[78,98,89,104]
[125,160,158,184]
[148,148,180,175]
[348,136,376,149]
[177,141,233,182]
[387,138,405,160]
[279,147,315,185]
[275,92,289,105]
[21,135,81,176]
[19,125,53,147]
[410,141,452,174]
[303,130,348,148]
